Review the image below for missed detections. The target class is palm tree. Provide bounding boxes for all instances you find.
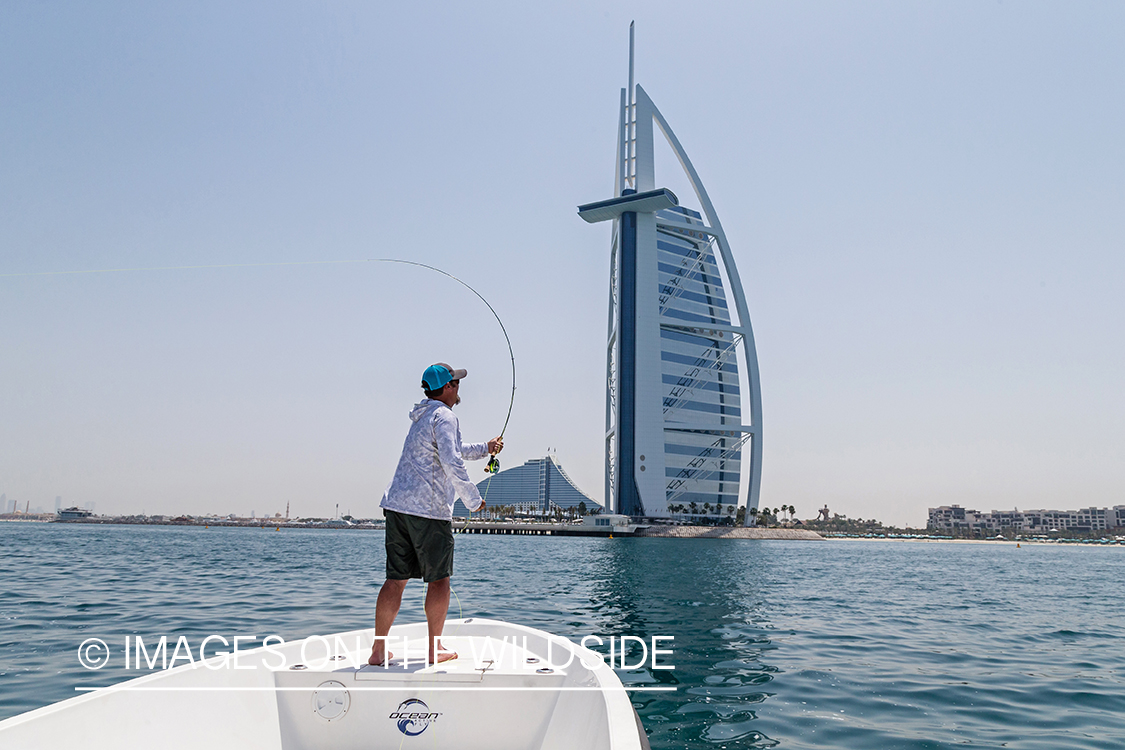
[748,507,759,526]
[689,501,699,517]
[788,504,796,521]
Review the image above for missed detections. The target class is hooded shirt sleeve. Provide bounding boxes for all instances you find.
[461,440,489,461]
[433,410,485,512]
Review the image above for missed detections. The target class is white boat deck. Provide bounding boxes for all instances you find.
[0,618,647,750]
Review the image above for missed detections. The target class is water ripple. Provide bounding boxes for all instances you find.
[1,526,1124,749]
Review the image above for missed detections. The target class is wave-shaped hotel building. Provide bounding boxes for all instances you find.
[454,456,599,518]
[579,26,763,525]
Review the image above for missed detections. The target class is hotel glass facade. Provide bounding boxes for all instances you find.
[656,206,743,510]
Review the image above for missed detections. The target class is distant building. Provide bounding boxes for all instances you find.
[453,455,602,517]
[55,497,62,512]
[928,505,1125,533]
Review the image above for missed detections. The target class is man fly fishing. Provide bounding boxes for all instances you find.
[368,363,503,666]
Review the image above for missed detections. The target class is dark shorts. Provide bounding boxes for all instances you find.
[384,510,455,582]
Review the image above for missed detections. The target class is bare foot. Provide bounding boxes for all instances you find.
[429,648,458,665]
[367,650,394,666]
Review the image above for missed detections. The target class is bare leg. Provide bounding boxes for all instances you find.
[368,578,407,666]
[425,577,457,664]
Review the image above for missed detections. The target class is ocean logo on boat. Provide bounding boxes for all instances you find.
[389,698,441,736]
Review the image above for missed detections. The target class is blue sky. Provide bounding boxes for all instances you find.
[2,1,1123,526]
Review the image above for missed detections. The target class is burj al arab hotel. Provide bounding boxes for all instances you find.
[579,26,762,525]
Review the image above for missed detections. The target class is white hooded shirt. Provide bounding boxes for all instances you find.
[380,399,488,521]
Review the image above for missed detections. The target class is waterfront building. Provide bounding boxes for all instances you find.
[57,507,93,520]
[453,455,601,518]
[928,504,1125,533]
[578,26,762,523]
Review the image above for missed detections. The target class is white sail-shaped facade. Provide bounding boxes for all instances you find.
[581,52,763,524]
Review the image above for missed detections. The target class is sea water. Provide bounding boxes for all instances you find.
[1,523,1123,749]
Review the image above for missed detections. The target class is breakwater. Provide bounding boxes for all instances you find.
[458,522,822,539]
[47,517,822,539]
[637,525,822,540]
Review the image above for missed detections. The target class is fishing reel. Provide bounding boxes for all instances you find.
[485,455,500,474]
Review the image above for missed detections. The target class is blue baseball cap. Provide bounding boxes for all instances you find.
[422,362,467,391]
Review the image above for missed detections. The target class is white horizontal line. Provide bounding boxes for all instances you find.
[75,686,675,693]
